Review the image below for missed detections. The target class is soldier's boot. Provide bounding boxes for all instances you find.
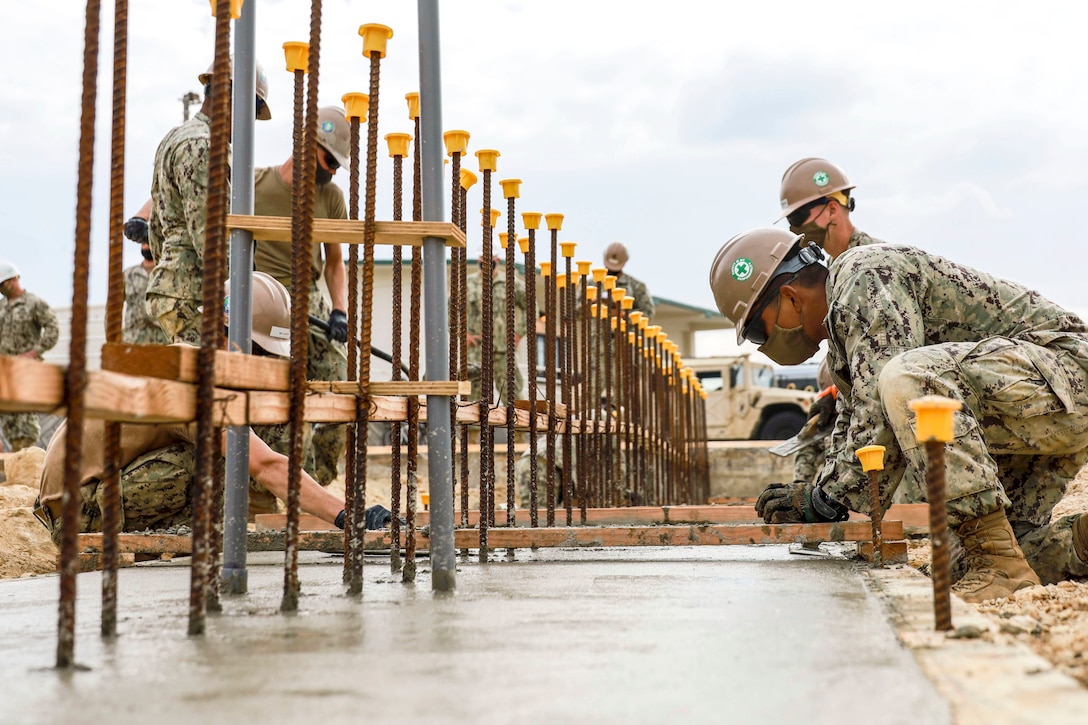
[9,437,36,452]
[953,509,1041,603]
[1074,513,1088,564]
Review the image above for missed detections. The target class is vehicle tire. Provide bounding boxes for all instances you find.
[757,410,807,440]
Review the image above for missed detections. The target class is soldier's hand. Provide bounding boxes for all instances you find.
[810,391,836,429]
[755,482,847,524]
[466,333,481,348]
[326,309,348,343]
[124,216,149,243]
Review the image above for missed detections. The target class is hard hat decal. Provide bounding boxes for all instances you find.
[813,171,830,187]
[270,326,290,340]
[731,258,754,281]
[321,121,335,133]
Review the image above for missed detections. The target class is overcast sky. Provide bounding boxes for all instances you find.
[5,0,1088,353]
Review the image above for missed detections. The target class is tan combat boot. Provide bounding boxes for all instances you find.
[953,509,1041,603]
[1074,514,1088,564]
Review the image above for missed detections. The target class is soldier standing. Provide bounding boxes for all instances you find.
[252,106,350,487]
[0,260,60,450]
[465,253,527,405]
[602,242,655,319]
[144,61,272,343]
[711,228,1088,600]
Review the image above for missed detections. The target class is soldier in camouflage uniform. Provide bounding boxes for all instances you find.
[145,61,272,344]
[792,359,835,485]
[603,242,654,319]
[466,253,528,404]
[0,260,59,451]
[712,228,1088,602]
[119,206,169,344]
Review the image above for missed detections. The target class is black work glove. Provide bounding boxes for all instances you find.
[809,392,836,429]
[326,308,348,343]
[124,216,149,243]
[335,509,346,530]
[364,504,393,530]
[755,482,848,524]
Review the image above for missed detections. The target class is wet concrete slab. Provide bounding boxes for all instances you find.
[0,546,950,724]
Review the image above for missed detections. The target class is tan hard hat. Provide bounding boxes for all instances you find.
[603,242,628,272]
[223,272,291,357]
[776,158,854,222]
[316,106,350,168]
[197,59,272,120]
[709,227,805,344]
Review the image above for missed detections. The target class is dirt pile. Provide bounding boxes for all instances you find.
[0,483,56,579]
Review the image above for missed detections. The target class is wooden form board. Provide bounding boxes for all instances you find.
[78,520,901,556]
[0,356,65,413]
[102,342,291,392]
[226,215,467,248]
[308,380,472,396]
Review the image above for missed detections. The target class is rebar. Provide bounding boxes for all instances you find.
[283,0,324,612]
[567,257,578,525]
[458,186,471,530]
[447,151,461,513]
[99,0,128,640]
[478,174,494,560]
[505,197,517,528]
[190,0,233,635]
[405,239,422,581]
[349,45,382,595]
[343,116,361,583]
[389,151,404,574]
[524,229,538,527]
[868,469,884,568]
[57,0,101,669]
[925,440,953,631]
[544,231,557,525]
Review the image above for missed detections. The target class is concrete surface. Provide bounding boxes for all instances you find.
[0,547,949,725]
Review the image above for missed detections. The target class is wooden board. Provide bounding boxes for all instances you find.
[227,215,467,248]
[309,380,472,396]
[102,342,291,392]
[857,540,909,565]
[0,355,65,413]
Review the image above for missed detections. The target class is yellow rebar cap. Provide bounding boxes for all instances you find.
[343,93,369,122]
[443,130,469,157]
[586,286,598,301]
[518,237,530,254]
[283,42,309,73]
[908,395,962,443]
[603,276,617,291]
[569,271,581,285]
[575,260,592,276]
[621,297,634,310]
[611,288,627,302]
[545,213,564,231]
[460,168,478,191]
[592,268,607,283]
[210,0,244,19]
[629,311,644,326]
[384,132,411,158]
[499,178,522,199]
[359,24,394,58]
[405,92,420,120]
[476,149,500,173]
[556,275,567,290]
[855,445,886,472]
[560,242,576,258]
[522,212,542,230]
[539,261,552,277]
[498,232,509,249]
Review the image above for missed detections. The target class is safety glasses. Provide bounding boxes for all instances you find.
[740,245,824,345]
[322,148,340,170]
[786,198,830,228]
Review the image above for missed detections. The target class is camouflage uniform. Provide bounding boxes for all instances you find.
[819,244,1088,583]
[0,290,59,449]
[122,263,168,344]
[612,271,655,320]
[465,266,528,404]
[145,111,217,345]
[252,166,348,486]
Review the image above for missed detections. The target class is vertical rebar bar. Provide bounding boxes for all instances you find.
[389,150,404,574]
[926,440,952,631]
[544,230,558,525]
[458,185,471,530]
[523,229,538,527]
[868,469,884,568]
[478,177,493,559]
[504,199,517,528]
[57,0,101,669]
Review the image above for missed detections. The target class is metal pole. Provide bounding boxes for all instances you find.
[221,0,257,597]
[418,0,455,591]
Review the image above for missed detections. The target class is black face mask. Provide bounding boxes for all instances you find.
[141,247,154,261]
[315,165,333,186]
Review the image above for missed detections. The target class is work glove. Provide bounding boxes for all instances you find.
[755,482,848,524]
[365,504,393,530]
[809,390,837,429]
[326,308,348,343]
[124,216,149,243]
[335,509,347,530]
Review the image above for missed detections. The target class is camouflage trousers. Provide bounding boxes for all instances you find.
[1,412,40,450]
[467,349,524,405]
[793,439,826,485]
[304,291,347,486]
[145,294,202,345]
[877,337,1088,583]
[49,441,194,546]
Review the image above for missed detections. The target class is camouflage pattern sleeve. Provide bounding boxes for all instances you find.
[172,137,211,262]
[32,295,59,355]
[816,258,927,511]
[633,277,655,319]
